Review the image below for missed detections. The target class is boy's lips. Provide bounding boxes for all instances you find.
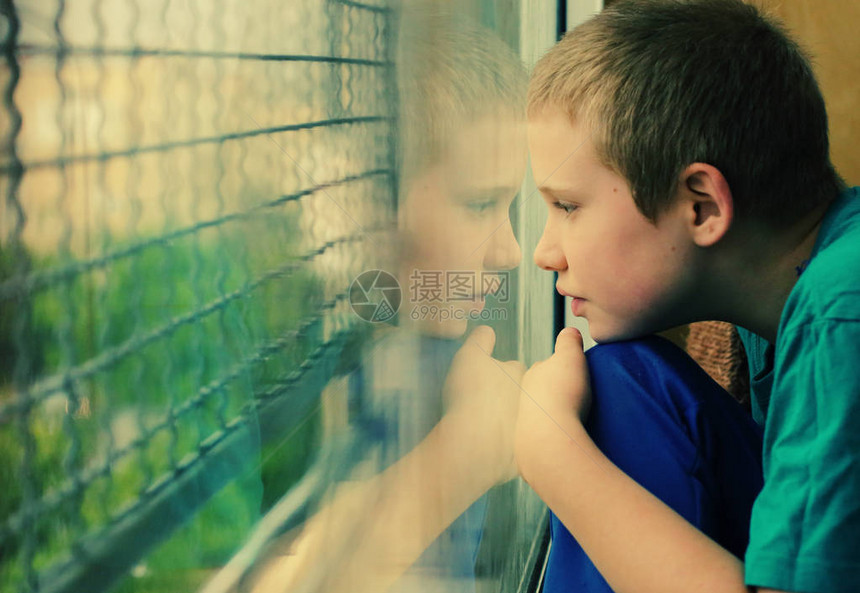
[556,284,586,316]
[555,284,579,299]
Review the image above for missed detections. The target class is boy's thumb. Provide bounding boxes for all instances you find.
[554,327,583,355]
[466,325,496,356]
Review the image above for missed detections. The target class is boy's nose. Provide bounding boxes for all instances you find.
[483,217,522,271]
[533,222,566,271]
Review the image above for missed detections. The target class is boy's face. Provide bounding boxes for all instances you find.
[399,116,526,337]
[528,108,695,342]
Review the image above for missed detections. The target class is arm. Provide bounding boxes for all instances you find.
[516,328,761,593]
[250,327,522,593]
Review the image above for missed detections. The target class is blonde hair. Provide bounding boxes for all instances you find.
[529,0,843,225]
[396,6,527,191]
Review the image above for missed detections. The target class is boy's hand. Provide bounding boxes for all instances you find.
[515,327,592,484]
[443,325,525,484]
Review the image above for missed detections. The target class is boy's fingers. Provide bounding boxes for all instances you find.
[503,360,527,384]
[507,360,527,375]
[554,327,583,355]
[465,324,496,356]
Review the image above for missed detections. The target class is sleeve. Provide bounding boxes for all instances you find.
[745,320,860,593]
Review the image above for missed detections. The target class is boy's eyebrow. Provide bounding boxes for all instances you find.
[537,184,576,196]
[458,186,518,198]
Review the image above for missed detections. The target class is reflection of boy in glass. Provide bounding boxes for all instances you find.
[247,8,527,593]
[395,15,524,339]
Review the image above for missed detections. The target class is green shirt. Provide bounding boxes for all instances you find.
[738,186,860,592]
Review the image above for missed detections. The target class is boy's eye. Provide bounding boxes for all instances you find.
[466,199,497,214]
[552,201,577,215]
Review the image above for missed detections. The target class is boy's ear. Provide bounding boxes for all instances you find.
[678,163,734,247]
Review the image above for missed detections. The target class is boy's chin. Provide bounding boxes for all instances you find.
[586,319,659,345]
[424,319,469,338]
[402,316,469,339]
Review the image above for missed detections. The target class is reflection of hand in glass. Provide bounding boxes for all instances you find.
[245,327,522,593]
[444,326,524,485]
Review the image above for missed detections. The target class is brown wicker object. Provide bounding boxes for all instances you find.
[684,321,751,409]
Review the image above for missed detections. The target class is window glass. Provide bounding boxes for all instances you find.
[0,2,554,592]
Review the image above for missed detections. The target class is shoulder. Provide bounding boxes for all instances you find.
[770,190,860,401]
[349,328,419,406]
[357,328,460,403]
[584,336,726,413]
[783,188,860,329]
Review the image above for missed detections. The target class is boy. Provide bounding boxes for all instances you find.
[515,1,859,592]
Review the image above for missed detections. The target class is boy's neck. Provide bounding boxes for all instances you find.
[712,201,833,343]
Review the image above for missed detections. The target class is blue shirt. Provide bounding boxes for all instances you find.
[351,330,488,593]
[543,337,763,592]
